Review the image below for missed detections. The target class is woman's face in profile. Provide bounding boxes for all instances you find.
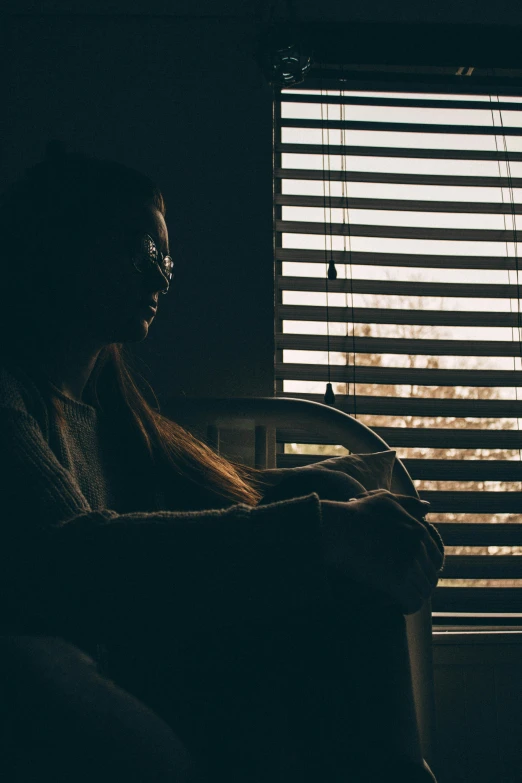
[58,203,171,346]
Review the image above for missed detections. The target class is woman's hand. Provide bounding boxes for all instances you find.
[320,490,444,615]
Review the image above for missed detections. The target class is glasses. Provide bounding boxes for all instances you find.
[132,234,174,295]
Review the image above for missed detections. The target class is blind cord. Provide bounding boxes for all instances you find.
[340,63,358,419]
[489,70,522,473]
[321,63,335,406]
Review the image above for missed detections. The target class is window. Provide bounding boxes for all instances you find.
[274,64,522,624]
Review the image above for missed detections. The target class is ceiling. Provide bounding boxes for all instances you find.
[4,0,522,26]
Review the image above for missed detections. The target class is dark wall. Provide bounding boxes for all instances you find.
[3,5,521,403]
[2,15,274,402]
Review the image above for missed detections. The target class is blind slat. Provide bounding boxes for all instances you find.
[276,430,522,450]
[277,248,520,271]
[278,304,521,327]
[404,490,519,513]
[278,142,522,162]
[432,589,522,614]
[278,276,522,300]
[442,557,522,579]
[281,117,522,137]
[277,333,522,358]
[277,391,522,417]
[278,219,522,243]
[403,459,522,481]
[276,192,522,215]
[276,167,522,189]
[433,524,522,546]
[374,428,522,449]
[281,93,522,112]
[276,363,522,387]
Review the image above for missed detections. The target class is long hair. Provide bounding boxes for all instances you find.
[0,142,262,507]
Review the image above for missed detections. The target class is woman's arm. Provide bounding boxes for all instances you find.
[0,406,332,641]
[257,467,444,616]
[0,389,443,642]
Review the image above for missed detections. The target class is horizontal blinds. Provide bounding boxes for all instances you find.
[274,65,522,619]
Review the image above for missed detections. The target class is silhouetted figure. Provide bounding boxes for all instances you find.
[0,143,442,782]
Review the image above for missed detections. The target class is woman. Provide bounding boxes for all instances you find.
[0,142,443,782]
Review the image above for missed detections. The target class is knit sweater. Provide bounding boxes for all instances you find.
[0,362,331,647]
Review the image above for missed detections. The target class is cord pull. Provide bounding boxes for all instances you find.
[327,260,337,280]
[324,382,336,406]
